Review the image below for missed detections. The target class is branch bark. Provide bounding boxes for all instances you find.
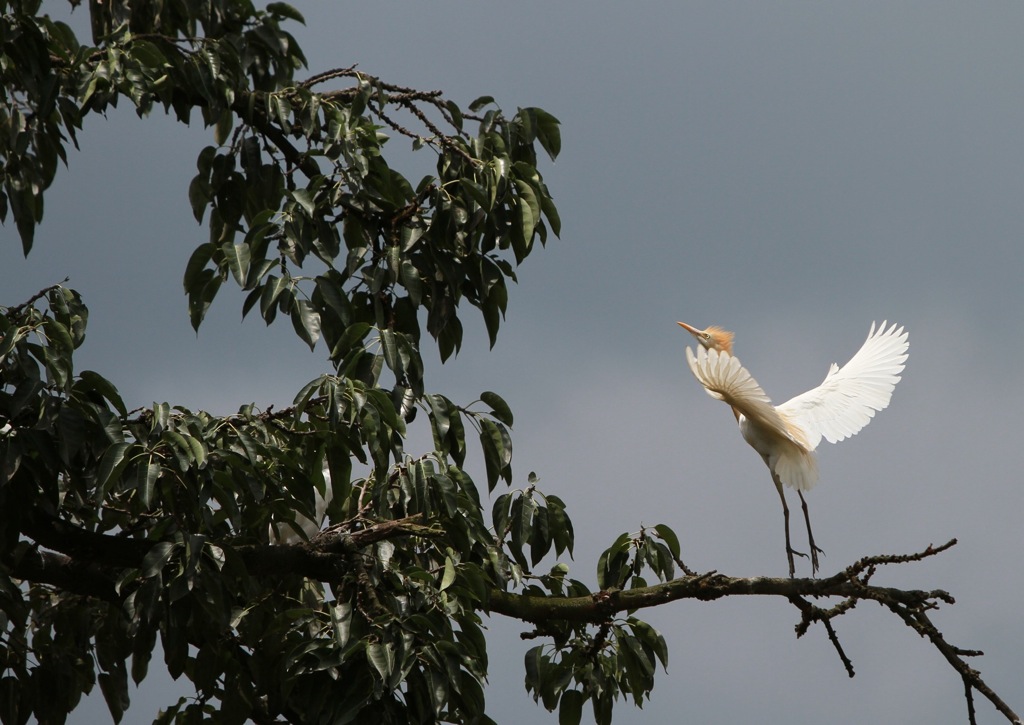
[486,571,949,622]
[4,547,118,602]
[16,509,439,586]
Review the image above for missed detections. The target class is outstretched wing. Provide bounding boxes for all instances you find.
[776,321,909,450]
[685,346,806,448]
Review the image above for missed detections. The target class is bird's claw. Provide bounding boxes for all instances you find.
[785,546,808,578]
[809,545,825,575]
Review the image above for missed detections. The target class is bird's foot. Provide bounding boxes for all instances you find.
[786,545,809,578]
[809,544,825,575]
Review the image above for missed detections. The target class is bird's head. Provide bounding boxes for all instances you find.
[676,321,734,355]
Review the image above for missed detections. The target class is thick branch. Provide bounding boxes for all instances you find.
[487,541,961,624]
[234,93,322,180]
[312,514,442,553]
[21,510,153,568]
[18,509,440,588]
[486,572,949,623]
[4,548,118,602]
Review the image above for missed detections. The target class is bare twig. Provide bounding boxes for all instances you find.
[7,279,70,316]
[299,65,359,88]
[883,598,1020,724]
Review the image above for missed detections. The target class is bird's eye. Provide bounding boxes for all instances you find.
[703,333,711,340]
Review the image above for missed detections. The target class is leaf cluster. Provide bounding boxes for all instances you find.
[0,1,576,722]
[0,285,503,722]
[508,525,683,725]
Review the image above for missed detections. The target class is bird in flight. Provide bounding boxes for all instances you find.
[677,320,909,577]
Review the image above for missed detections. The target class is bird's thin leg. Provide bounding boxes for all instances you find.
[771,472,806,578]
[797,491,824,575]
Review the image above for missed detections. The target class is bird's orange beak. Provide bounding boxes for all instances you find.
[676,321,700,336]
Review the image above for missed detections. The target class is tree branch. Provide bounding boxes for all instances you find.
[16,509,442,587]
[882,599,1021,724]
[487,540,1020,725]
[487,571,950,622]
[20,510,153,568]
[6,279,69,316]
[3,547,118,602]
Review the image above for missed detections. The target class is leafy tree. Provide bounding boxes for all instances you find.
[0,2,1019,724]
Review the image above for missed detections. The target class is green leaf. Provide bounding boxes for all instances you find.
[75,370,127,417]
[141,541,175,578]
[98,670,129,724]
[559,689,584,725]
[184,434,206,469]
[529,504,551,566]
[653,523,681,560]
[130,39,167,69]
[330,322,371,360]
[188,272,222,331]
[469,96,495,112]
[259,275,290,321]
[426,393,452,445]
[366,642,394,682]
[188,176,212,223]
[380,328,401,376]
[96,442,133,499]
[291,188,316,216]
[440,556,457,591]
[491,492,512,538]
[628,618,669,669]
[517,497,536,557]
[480,391,513,426]
[448,408,467,466]
[512,191,537,262]
[0,324,22,360]
[130,623,156,686]
[399,259,422,306]
[546,495,575,557]
[182,243,213,294]
[11,188,37,255]
[650,540,675,581]
[222,242,251,286]
[136,460,160,509]
[531,107,562,160]
[596,532,631,589]
[0,677,20,725]
[540,193,561,237]
[290,299,321,350]
[616,631,654,704]
[524,645,543,690]
[331,602,353,648]
[444,100,464,132]
[267,2,306,23]
[478,418,512,491]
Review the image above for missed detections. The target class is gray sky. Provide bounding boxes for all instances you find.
[5,1,1023,723]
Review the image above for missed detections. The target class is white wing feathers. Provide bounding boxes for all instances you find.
[776,321,909,450]
[684,345,806,449]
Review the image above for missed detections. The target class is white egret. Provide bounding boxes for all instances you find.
[677,320,909,577]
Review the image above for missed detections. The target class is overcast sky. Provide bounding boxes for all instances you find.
[5,2,1023,723]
